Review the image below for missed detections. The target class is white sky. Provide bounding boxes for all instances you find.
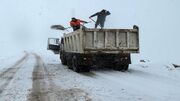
[0,0,180,63]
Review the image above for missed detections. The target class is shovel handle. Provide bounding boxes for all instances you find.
[89,18,96,23]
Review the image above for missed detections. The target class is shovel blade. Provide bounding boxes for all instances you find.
[51,25,66,30]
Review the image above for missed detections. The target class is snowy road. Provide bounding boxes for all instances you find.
[0,52,29,94]
[0,52,180,101]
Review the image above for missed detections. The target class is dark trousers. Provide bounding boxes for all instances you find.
[95,20,105,29]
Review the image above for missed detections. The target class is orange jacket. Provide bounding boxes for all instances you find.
[70,19,84,27]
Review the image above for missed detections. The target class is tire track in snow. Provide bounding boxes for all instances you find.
[30,53,92,101]
[30,53,52,101]
[0,52,29,94]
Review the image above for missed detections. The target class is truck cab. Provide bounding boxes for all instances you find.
[47,38,60,54]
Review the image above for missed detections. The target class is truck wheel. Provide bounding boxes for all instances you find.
[123,65,129,71]
[72,56,80,72]
[85,68,90,72]
[60,53,67,65]
[67,60,72,69]
[81,67,90,72]
[114,64,129,71]
[61,56,67,65]
[113,65,123,71]
[67,55,72,69]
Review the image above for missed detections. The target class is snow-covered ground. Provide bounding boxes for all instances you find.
[0,52,25,71]
[0,53,35,101]
[41,51,180,101]
[0,51,180,101]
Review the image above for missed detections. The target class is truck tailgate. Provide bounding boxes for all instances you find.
[84,27,139,53]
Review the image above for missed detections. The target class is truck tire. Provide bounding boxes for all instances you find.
[82,67,90,72]
[113,64,129,71]
[113,65,123,71]
[60,54,67,65]
[72,56,80,72]
[67,60,72,69]
[72,55,90,73]
[113,54,130,71]
[67,55,72,69]
[123,65,129,71]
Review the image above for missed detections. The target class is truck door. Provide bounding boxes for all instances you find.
[47,38,60,54]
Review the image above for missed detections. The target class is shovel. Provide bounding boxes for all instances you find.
[51,25,71,30]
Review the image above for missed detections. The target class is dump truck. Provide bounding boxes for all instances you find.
[48,25,139,72]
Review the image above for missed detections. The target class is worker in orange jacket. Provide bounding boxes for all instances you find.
[70,17,88,31]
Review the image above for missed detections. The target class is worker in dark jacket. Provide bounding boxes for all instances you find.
[70,17,88,31]
[89,9,111,29]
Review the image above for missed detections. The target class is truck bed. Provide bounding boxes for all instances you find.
[63,26,139,54]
